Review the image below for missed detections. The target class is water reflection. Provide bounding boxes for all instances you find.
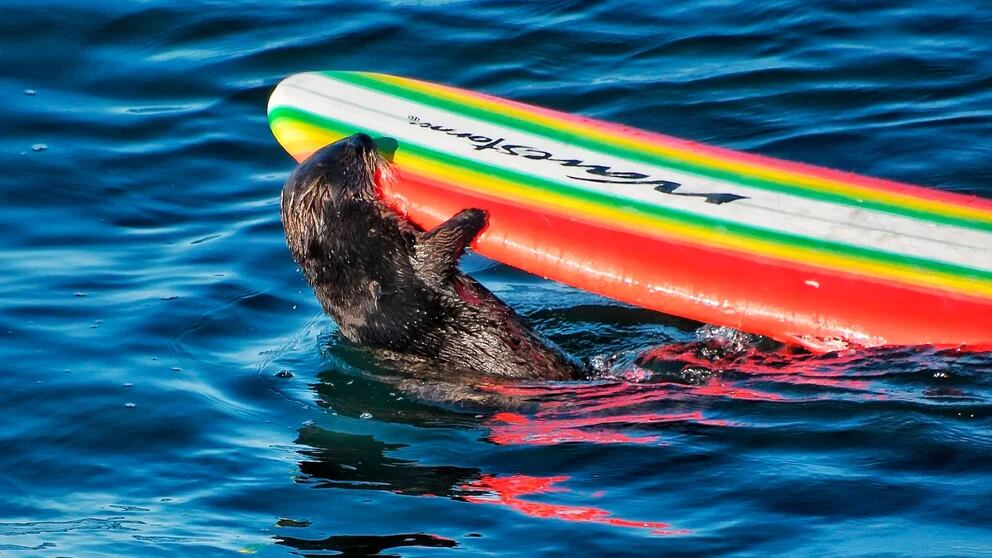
[313,330,992,456]
[295,425,480,497]
[275,532,457,558]
[293,423,684,538]
[462,474,689,536]
[291,328,992,553]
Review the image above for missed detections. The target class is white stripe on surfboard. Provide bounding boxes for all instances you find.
[270,73,992,274]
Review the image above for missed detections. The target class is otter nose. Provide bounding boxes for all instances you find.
[349,133,376,153]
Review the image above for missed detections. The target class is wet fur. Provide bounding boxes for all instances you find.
[281,134,582,381]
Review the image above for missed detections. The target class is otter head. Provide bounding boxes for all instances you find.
[283,132,385,205]
[280,133,391,263]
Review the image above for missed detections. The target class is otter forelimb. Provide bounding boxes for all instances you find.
[414,208,488,285]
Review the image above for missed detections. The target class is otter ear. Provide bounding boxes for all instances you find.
[413,208,488,284]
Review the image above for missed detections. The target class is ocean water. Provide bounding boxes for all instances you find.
[3,1,991,556]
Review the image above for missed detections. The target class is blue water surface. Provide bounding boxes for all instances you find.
[3,1,992,556]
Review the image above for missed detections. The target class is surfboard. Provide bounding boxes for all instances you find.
[268,71,992,351]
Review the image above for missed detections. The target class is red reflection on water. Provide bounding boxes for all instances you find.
[461,474,689,536]
[485,409,733,446]
[476,341,927,448]
[481,378,740,446]
[692,383,785,401]
[639,343,879,394]
[487,411,661,445]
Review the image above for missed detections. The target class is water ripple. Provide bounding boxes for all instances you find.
[3,0,991,556]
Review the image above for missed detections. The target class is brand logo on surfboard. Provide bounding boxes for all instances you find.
[408,116,747,205]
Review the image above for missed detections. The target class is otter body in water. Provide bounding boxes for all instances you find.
[280,133,582,381]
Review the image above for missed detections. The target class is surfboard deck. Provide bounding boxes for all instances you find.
[268,71,992,351]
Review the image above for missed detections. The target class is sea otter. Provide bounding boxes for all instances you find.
[280,133,583,381]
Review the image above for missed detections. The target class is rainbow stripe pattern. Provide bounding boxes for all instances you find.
[268,71,992,350]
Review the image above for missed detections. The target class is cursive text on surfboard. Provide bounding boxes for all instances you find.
[408,116,747,205]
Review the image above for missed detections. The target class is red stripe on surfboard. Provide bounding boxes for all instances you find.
[380,168,992,348]
[394,75,992,213]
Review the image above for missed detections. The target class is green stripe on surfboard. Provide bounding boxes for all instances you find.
[329,71,991,232]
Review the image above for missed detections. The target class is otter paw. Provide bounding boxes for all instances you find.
[453,208,488,238]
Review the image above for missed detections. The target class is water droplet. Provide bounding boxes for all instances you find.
[24,89,36,95]
[124,402,136,408]
[31,143,47,152]
[359,412,373,420]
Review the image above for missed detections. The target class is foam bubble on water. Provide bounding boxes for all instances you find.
[695,324,764,358]
[677,366,715,385]
[31,144,47,152]
[588,351,653,382]
[588,354,611,373]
